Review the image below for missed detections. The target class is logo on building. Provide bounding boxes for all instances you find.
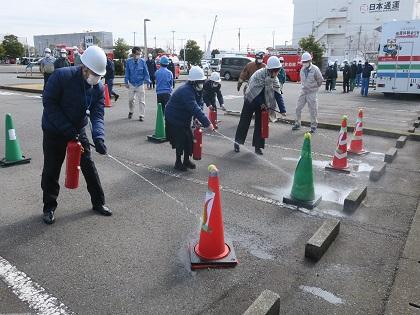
[395,30,420,38]
[364,1,400,13]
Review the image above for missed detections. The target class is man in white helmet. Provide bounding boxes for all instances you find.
[39,48,56,91]
[54,48,71,69]
[292,52,323,133]
[164,66,215,171]
[203,72,226,111]
[41,45,112,224]
[234,56,286,155]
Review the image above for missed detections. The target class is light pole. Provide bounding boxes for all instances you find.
[179,38,186,69]
[153,36,156,49]
[171,30,175,54]
[272,31,275,49]
[284,40,288,47]
[133,32,136,46]
[144,19,151,57]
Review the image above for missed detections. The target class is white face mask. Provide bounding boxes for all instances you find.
[195,83,204,91]
[256,58,263,64]
[303,62,311,68]
[86,74,101,86]
[134,55,141,60]
[45,53,50,57]
[74,50,78,55]
[212,82,219,87]
[61,53,67,58]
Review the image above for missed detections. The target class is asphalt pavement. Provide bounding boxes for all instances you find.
[0,80,419,314]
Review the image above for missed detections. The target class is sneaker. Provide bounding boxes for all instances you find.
[220,105,226,111]
[139,116,144,122]
[292,124,301,131]
[183,159,196,169]
[128,112,133,119]
[174,161,187,171]
[255,148,263,155]
[310,127,317,133]
[42,210,55,224]
[114,94,119,102]
[234,143,240,153]
[92,205,113,216]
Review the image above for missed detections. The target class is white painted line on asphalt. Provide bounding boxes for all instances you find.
[299,285,345,305]
[0,256,74,315]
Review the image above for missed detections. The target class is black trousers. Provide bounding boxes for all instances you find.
[343,78,350,92]
[325,79,332,91]
[157,93,171,113]
[234,100,264,149]
[41,129,105,213]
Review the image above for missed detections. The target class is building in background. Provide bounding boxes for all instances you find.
[293,0,420,61]
[34,31,113,56]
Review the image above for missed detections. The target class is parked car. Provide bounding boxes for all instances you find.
[220,56,254,81]
[210,58,222,72]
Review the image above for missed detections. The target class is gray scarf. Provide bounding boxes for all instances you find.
[244,68,282,109]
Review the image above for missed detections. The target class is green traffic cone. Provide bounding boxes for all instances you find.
[1,113,31,167]
[147,103,167,143]
[283,132,321,210]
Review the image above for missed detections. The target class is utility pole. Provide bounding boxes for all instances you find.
[311,21,315,36]
[144,18,150,57]
[357,25,362,53]
[238,28,241,51]
[133,32,136,46]
[171,30,175,54]
[272,31,275,49]
[153,36,156,49]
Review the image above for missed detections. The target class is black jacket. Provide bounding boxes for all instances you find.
[362,63,374,78]
[54,57,71,70]
[357,63,363,74]
[350,64,358,79]
[167,62,176,87]
[146,59,157,77]
[105,59,115,80]
[332,64,338,79]
[203,80,224,107]
[324,66,334,80]
[343,64,351,80]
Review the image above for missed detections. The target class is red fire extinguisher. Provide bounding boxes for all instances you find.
[208,107,218,129]
[193,126,203,160]
[65,140,83,189]
[261,109,269,139]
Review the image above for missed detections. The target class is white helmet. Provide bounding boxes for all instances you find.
[301,52,312,62]
[329,61,334,66]
[188,66,205,81]
[73,46,78,50]
[209,72,221,82]
[266,56,282,69]
[148,53,152,57]
[60,48,67,54]
[343,59,348,63]
[44,48,51,53]
[80,45,107,76]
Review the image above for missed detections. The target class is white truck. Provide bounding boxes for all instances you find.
[376,20,420,95]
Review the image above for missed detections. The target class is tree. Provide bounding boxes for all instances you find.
[298,35,323,66]
[183,40,203,65]
[0,44,5,61]
[2,35,24,59]
[114,38,130,60]
[211,49,220,58]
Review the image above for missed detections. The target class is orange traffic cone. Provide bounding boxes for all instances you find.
[348,109,369,155]
[189,164,238,270]
[325,116,350,173]
[104,84,112,108]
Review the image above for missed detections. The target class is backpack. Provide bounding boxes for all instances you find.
[43,58,55,74]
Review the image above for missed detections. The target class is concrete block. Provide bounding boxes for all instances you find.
[243,290,280,315]
[305,219,340,262]
[343,187,367,212]
[395,136,407,148]
[408,126,415,133]
[384,148,398,163]
[414,120,420,128]
[369,163,386,181]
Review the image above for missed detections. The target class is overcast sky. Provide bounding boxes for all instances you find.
[1,0,294,52]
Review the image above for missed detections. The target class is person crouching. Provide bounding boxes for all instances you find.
[165,66,215,171]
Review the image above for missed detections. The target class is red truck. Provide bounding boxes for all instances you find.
[247,50,302,82]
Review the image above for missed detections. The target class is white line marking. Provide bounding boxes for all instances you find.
[0,256,74,315]
[299,285,345,305]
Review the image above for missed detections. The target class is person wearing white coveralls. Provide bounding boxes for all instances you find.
[292,52,323,133]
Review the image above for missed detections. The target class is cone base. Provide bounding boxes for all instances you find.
[189,240,238,270]
[105,105,112,108]
[193,157,201,161]
[348,149,369,156]
[283,195,322,210]
[325,163,351,174]
[147,135,167,143]
[0,156,31,168]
